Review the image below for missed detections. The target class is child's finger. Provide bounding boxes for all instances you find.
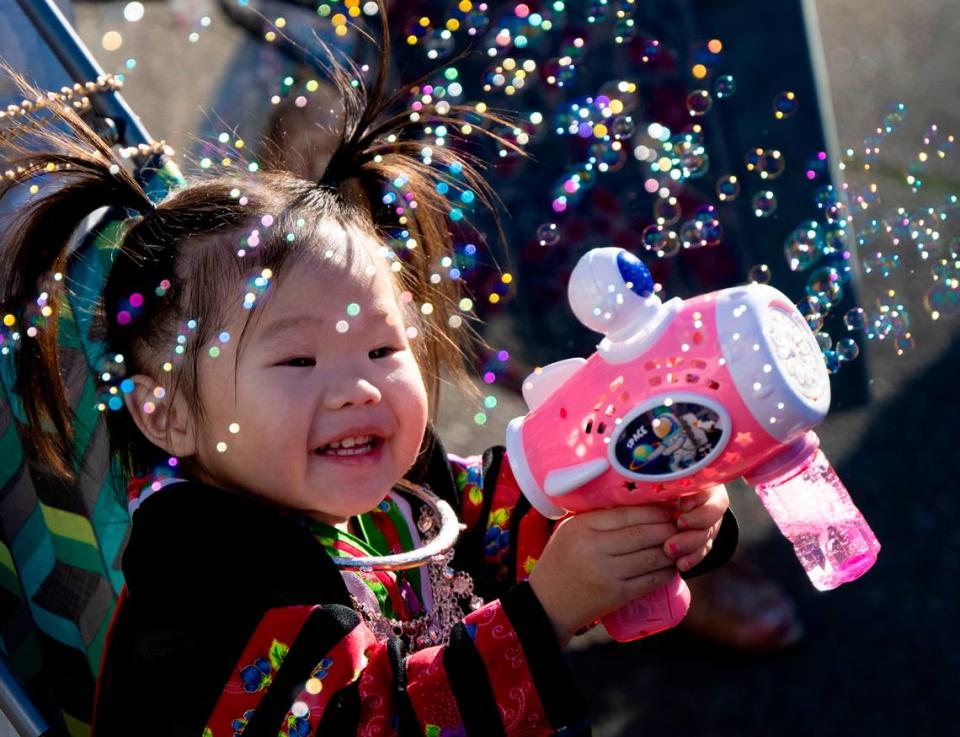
[676,495,728,530]
[677,538,714,571]
[610,547,675,579]
[672,489,712,514]
[621,567,678,599]
[581,505,674,531]
[600,522,680,554]
[662,529,711,559]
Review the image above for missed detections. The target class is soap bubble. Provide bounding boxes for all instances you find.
[751,190,778,218]
[815,332,833,352]
[784,221,822,271]
[836,337,860,361]
[822,350,841,374]
[774,91,798,119]
[642,224,681,257]
[923,282,960,319]
[881,102,907,134]
[748,264,771,284]
[757,149,785,180]
[862,251,900,277]
[894,334,915,355]
[686,89,713,116]
[680,219,707,249]
[696,213,723,246]
[745,147,764,172]
[716,175,741,202]
[843,307,867,332]
[806,266,844,308]
[654,196,681,225]
[611,115,635,139]
[714,75,736,99]
[797,296,824,331]
[823,224,849,255]
[537,222,560,246]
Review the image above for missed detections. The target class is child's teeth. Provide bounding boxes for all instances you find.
[322,435,373,453]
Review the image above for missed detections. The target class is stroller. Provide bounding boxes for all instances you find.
[0,1,183,733]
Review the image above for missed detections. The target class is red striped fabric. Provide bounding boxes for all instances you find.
[464,602,553,734]
[205,605,318,735]
[357,640,399,737]
[281,624,380,734]
[406,644,465,735]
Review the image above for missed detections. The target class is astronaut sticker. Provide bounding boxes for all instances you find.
[612,401,726,478]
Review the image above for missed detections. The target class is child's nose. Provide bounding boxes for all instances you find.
[323,376,382,409]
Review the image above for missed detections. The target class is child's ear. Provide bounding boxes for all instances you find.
[123,374,197,458]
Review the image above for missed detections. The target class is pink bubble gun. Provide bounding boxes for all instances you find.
[506,248,880,641]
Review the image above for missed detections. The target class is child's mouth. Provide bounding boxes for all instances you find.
[314,435,380,457]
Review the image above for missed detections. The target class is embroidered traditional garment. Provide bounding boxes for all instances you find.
[92,440,737,737]
[92,443,596,737]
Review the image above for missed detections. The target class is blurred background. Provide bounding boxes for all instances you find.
[1,0,958,734]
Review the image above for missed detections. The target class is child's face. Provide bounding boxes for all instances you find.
[187,238,429,525]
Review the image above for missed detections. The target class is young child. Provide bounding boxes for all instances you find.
[0,22,735,737]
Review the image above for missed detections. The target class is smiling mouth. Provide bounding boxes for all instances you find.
[314,435,381,457]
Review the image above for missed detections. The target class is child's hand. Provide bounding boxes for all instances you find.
[528,506,678,646]
[663,484,730,572]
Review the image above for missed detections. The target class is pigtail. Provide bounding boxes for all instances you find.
[311,2,522,407]
[0,69,157,480]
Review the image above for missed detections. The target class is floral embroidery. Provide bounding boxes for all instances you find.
[280,713,311,737]
[425,725,467,737]
[239,638,289,693]
[484,507,512,583]
[230,709,255,737]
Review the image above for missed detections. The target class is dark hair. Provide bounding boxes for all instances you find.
[0,4,515,488]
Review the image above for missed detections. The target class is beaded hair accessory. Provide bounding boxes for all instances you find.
[0,73,173,181]
[0,74,122,140]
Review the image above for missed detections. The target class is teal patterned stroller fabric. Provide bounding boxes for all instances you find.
[0,157,184,736]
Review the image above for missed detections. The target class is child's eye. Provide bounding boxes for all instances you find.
[280,357,315,367]
[369,346,399,360]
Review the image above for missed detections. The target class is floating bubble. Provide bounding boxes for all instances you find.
[654,196,681,225]
[696,214,723,246]
[642,224,681,257]
[923,282,960,319]
[894,334,915,355]
[537,222,560,246]
[836,338,860,361]
[102,31,123,51]
[822,350,841,374]
[823,224,849,255]
[716,175,741,202]
[844,307,866,332]
[611,115,635,139]
[123,2,145,22]
[748,264,771,284]
[784,221,822,271]
[806,266,844,308]
[881,102,907,134]
[714,75,736,99]
[680,219,707,249]
[861,251,900,277]
[797,296,825,330]
[751,190,778,218]
[815,332,833,352]
[745,147,764,172]
[663,132,709,181]
[757,149,785,180]
[774,91,798,119]
[686,89,713,117]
